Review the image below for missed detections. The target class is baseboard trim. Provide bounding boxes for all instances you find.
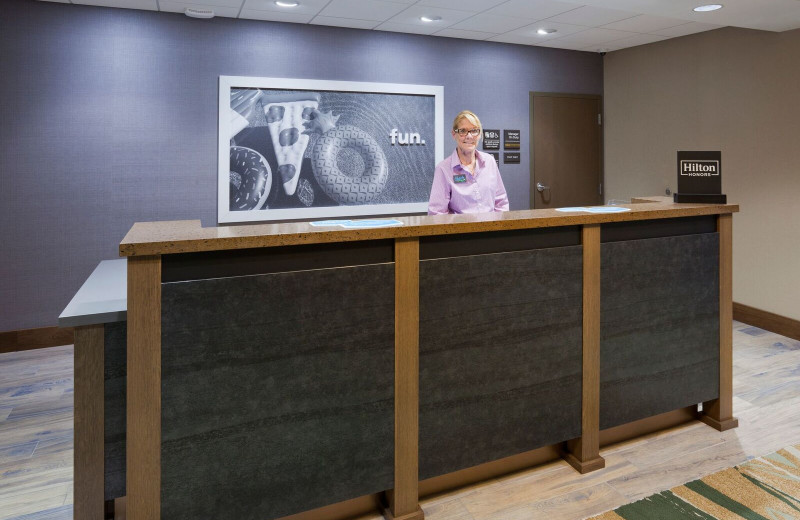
[0,326,74,354]
[733,302,800,342]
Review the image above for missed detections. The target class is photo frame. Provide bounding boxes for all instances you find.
[219,75,444,224]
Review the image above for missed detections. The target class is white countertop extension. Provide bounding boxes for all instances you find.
[59,259,127,327]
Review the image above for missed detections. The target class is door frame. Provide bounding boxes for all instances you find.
[529,92,604,208]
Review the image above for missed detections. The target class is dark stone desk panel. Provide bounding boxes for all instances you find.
[601,216,717,243]
[104,321,126,501]
[600,233,720,430]
[419,246,583,480]
[160,264,395,520]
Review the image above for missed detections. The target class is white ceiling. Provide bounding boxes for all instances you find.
[37,0,800,53]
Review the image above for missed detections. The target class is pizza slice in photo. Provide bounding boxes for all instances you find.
[263,92,321,196]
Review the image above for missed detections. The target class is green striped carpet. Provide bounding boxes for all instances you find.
[590,443,800,520]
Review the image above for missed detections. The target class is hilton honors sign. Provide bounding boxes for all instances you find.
[674,151,726,204]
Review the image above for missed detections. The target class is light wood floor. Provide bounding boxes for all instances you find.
[1,321,799,520]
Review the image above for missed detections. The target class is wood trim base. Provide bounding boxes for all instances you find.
[698,414,739,432]
[599,407,697,447]
[733,302,800,342]
[561,452,606,474]
[419,445,561,498]
[280,494,382,520]
[0,326,74,354]
[380,503,424,520]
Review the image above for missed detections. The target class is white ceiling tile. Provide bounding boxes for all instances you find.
[494,20,588,44]
[386,5,474,26]
[546,5,637,27]
[450,13,534,33]
[160,1,241,17]
[239,8,313,22]
[433,28,497,40]
[486,33,537,45]
[310,15,381,29]
[318,0,410,22]
[373,21,440,35]
[75,0,158,9]
[242,0,328,15]
[600,14,688,32]
[161,0,243,8]
[586,32,668,51]
[652,21,722,37]
[546,27,637,45]
[416,0,506,12]
[555,0,800,32]
[536,39,595,51]
[485,0,578,21]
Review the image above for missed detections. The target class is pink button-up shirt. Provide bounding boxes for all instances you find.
[427,149,509,215]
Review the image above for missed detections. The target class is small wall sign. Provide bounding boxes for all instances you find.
[483,129,500,150]
[504,152,520,164]
[674,151,726,203]
[504,130,520,150]
[487,152,499,164]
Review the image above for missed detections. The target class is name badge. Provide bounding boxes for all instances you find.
[453,174,467,184]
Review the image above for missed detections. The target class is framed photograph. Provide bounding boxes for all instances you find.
[219,76,444,223]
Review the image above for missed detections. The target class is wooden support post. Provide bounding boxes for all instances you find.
[383,238,424,520]
[564,224,605,474]
[700,214,739,431]
[74,323,105,520]
[126,256,162,520]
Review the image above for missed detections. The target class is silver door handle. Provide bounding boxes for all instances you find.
[536,182,550,192]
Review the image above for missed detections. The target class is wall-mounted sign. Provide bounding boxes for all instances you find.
[674,151,726,203]
[219,76,444,224]
[504,129,521,150]
[487,152,499,164]
[504,152,520,164]
[483,129,500,151]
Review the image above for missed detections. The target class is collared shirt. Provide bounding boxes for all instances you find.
[427,149,509,215]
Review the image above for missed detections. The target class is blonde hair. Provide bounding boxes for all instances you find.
[452,110,482,131]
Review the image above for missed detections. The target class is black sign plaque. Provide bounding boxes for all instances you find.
[504,129,520,150]
[504,152,520,164]
[674,151,726,203]
[483,129,500,150]
[487,152,500,164]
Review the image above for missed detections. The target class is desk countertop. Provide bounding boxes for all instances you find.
[120,197,738,257]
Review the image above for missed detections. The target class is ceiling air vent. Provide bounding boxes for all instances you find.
[185,8,215,19]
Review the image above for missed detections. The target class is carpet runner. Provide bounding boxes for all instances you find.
[589,443,800,519]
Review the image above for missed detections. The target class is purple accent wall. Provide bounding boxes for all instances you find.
[0,0,602,331]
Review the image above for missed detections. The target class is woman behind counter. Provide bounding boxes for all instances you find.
[428,110,509,215]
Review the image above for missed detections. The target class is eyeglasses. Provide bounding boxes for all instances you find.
[454,128,481,137]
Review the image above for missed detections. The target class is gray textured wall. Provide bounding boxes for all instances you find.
[0,0,602,331]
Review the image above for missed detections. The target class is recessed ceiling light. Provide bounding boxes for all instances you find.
[537,28,557,35]
[421,15,442,23]
[185,7,214,18]
[275,0,299,7]
[693,4,723,12]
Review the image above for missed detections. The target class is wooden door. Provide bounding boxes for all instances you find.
[531,94,602,208]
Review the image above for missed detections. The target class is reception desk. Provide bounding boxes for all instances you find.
[117,197,738,520]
